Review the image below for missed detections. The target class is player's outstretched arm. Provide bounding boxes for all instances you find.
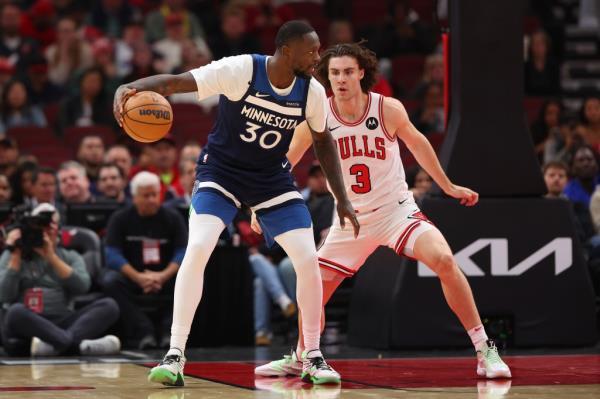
[384,97,479,207]
[310,126,360,237]
[113,72,197,127]
[286,121,313,168]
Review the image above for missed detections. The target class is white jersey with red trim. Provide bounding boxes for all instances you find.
[326,92,411,212]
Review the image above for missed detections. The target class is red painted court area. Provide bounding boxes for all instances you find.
[182,354,600,390]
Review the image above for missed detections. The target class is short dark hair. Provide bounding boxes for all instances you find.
[32,166,56,184]
[316,41,379,93]
[542,161,568,174]
[275,20,315,49]
[99,162,125,179]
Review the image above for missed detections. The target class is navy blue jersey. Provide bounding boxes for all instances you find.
[196,54,311,208]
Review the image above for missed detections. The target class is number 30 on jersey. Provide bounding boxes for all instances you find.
[241,122,282,149]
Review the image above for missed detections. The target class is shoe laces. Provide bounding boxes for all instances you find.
[484,341,503,364]
[306,356,333,371]
[160,354,181,366]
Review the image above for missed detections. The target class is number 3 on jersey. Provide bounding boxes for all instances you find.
[241,121,282,149]
[350,164,371,193]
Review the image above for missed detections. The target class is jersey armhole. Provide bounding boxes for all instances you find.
[237,54,259,102]
[379,95,396,142]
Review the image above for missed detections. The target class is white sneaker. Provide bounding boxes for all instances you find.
[30,337,58,357]
[255,349,303,377]
[477,340,512,379]
[148,348,186,386]
[301,349,341,385]
[79,335,121,355]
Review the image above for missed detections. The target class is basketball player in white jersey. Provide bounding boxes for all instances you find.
[255,42,511,379]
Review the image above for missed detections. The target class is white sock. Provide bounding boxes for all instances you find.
[167,347,183,357]
[276,228,322,352]
[468,324,489,351]
[276,294,292,310]
[170,213,225,351]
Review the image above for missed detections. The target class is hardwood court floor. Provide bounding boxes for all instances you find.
[0,347,599,398]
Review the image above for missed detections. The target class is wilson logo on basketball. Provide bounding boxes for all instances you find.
[139,109,171,121]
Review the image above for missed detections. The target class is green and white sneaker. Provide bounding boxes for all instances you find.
[301,349,341,385]
[148,348,186,386]
[255,349,302,377]
[477,340,512,379]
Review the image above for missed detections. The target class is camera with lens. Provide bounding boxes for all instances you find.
[8,205,54,258]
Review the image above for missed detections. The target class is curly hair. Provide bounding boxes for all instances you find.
[315,41,379,93]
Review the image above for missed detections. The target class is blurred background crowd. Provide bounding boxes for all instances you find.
[0,0,598,354]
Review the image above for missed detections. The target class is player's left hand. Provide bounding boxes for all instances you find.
[444,184,479,206]
[337,200,360,238]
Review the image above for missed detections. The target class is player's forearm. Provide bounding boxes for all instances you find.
[313,133,349,203]
[120,72,196,97]
[409,134,452,192]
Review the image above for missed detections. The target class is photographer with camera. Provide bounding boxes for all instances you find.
[0,203,121,356]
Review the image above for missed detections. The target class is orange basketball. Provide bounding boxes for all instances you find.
[122,91,173,143]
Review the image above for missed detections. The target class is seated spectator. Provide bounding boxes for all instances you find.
[579,97,600,154]
[209,5,261,60]
[544,117,586,166]
[97,163,128,203]
[180,141,202,163]
[105,144,133,178]
[57,161,95,204]
[114,20,146,78]
[364,0,438,58]
[23,56,64,108]
[0,137,19,178]
[164,158,195,209]
[408,167,433,202]
[244,0,295,54]
[0,4,40,72]
[45,17,94,87]
[77,135,106,189]
[88,0,139,39]
[101,172,187,349]
[152,13,212,74]
[0,80,47,133]
[10,160,38,205]
[524,29,560,96]
[530,99,563,163]
[122,42,163,83]
[0,174,11,204]
[58,67,113,133]
[91,38,121,95]
[412,53,444,100]
[130,135,184,200]
[564,145,600,207]
[0,203,120,356]
[21,0,57,51]
[412,81,445,135]
[30,167,59,209]
[144,0,206,43]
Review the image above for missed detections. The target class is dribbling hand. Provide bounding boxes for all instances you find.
[337,200,360,238]
[113,86,137,128]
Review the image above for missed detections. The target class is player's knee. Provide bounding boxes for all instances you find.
[432,252,456,278]
[291,251,319,273]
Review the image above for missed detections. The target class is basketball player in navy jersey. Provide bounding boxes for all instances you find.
[254,42,511,379]
[113,21,359,386]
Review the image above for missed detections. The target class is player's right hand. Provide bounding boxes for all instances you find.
[113,86,137,128]
[337,200,360,238]
[250,212,262,234]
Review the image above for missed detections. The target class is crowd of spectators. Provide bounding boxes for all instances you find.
[0,0,598,352]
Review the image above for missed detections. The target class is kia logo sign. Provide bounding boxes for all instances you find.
[418,238,573,277]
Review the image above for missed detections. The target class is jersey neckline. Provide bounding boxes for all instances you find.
[329,92,372,127]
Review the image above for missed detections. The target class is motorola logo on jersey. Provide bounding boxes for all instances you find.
[366,117,379,130]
